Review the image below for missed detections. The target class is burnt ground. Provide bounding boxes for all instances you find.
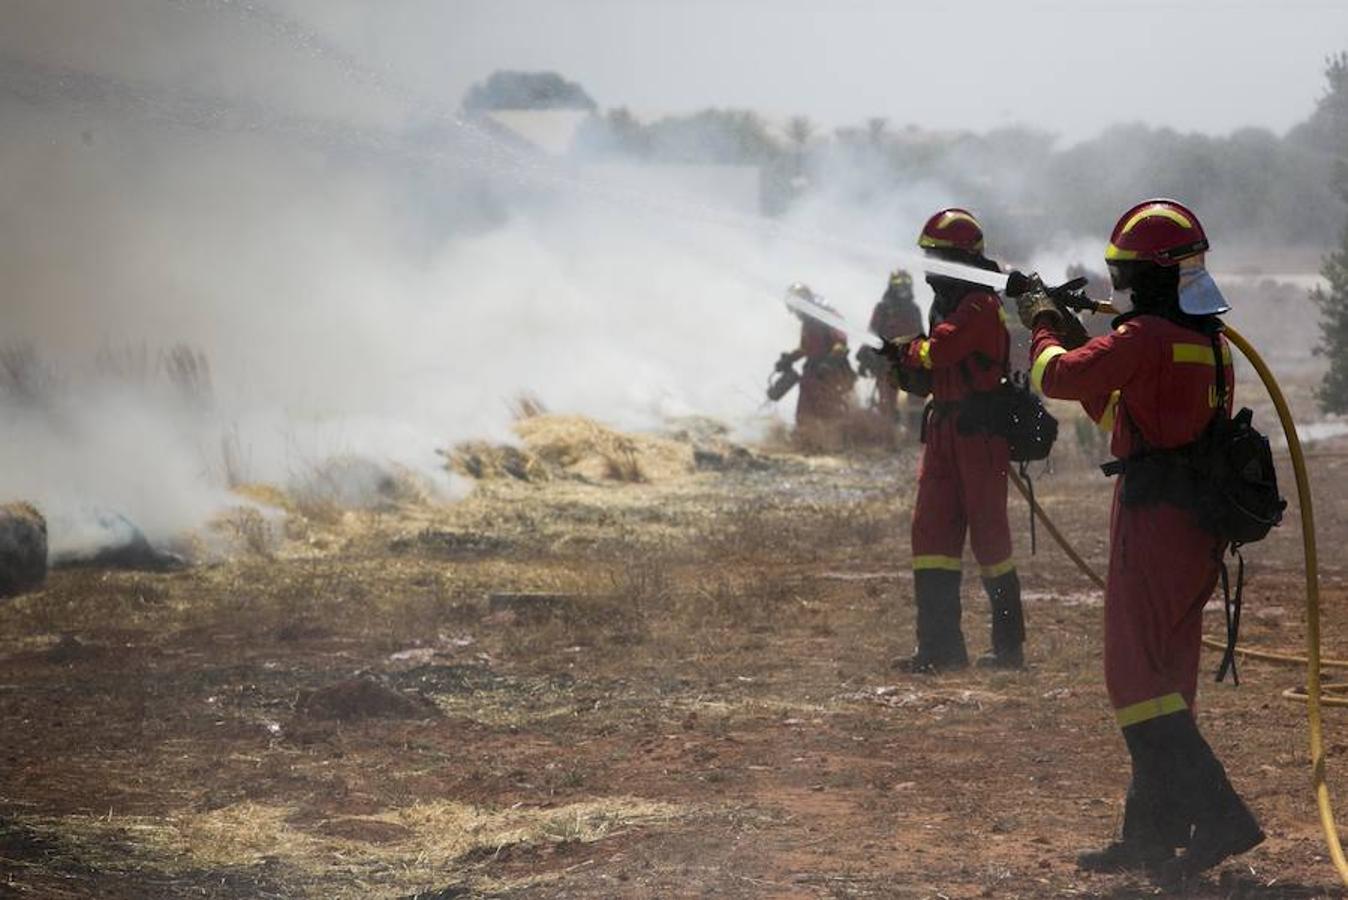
[3,404,1348,898]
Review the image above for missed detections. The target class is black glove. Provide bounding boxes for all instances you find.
[877,339,910,366]
[1004,269,1035,298]
[775,352,796,374]
[1059,310,1090,350]
[856,345,882,377]
[896,364,932,398]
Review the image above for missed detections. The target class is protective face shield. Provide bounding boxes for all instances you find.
[1107,263,1134,311]
[1107,263,1127,293]
[784,282,816,320]
[1176,255,1230,316]
[887,270,914,301]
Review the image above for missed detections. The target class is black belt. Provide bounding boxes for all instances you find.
[927,399,962,418]
[920,400,961,444]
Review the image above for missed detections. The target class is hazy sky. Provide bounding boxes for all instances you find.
[5,1,1347,143]
[313,0,1348,143]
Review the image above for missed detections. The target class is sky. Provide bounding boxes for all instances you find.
[289,0,1348,143]
[6,1,1347,142]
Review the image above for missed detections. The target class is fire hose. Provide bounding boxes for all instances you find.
[1008,302,1348,885]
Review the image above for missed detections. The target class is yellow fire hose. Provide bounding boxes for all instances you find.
[1006,310,1348,884]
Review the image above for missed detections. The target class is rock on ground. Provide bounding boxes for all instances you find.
[295,676,439,722]
[0,502,46,600]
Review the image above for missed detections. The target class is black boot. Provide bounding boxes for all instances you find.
[1077,718,1186,873]
[975,570,1025,669]
[1077,816,1174,873]
[1150,713,1264,883]
[896,569,968,673]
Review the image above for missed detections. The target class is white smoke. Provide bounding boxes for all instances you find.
[0,0,1144,555]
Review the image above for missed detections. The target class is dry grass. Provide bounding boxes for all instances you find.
[159,343,212,408]
[445,440,550,482]
[214,506,277,559]
[0,342,61,404]
[509,392,548,421]
[35,797,686,898]
[515,415,694,484]
[220,426,251,489]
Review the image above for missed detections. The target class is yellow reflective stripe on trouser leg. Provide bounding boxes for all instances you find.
[980,558,1016,579]
[913,555,962,572]
[1114,692,1187,728]
[1030,345,1066,394]
[918,339,933,370]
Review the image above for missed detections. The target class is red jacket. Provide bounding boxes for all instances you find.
[901,290,1009,402]
[1030,314,1233,457]
[870,298,923,343]
[800,319,845,359]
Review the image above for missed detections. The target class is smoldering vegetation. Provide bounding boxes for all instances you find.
[0,0,1341,562]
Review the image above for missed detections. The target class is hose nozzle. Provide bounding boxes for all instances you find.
[1005,270,1099,312]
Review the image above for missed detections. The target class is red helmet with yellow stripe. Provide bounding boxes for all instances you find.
[917,208,984,254]
[1104,199,1208,266]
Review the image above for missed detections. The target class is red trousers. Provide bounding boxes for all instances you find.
[875,370,925,420]
[911,414,1014,577]
[796,370,854,425]
[1105,486,1222,723]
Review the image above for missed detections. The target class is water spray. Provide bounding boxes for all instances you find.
[781,292,879,347]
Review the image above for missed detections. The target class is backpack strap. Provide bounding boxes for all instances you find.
[1020,460,1038,555]
[1209,327,1230,422]
[1216,546,1244,684]
[1208,325,1245,682]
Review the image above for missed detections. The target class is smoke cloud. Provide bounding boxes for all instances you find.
[0,2,935,554]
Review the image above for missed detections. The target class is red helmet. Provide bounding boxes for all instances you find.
[917,208,984,254]
[1104,199,1208,266]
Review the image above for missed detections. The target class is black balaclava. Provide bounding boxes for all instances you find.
[926,250,1001,322]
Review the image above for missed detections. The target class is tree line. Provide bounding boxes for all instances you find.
[463,61,1348,411]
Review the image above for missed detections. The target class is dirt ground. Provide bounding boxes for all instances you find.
[4,393,1348,898]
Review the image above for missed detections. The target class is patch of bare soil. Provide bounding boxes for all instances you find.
[1,403,1347,898]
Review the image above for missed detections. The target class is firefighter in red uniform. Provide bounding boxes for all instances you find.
[1016,199,1263,879]
[775,284,857,442]
[892,209,1024,672]
[860,270,925,435]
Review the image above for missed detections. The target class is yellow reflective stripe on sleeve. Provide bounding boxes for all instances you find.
[1030,345,1067,394]
[1096,390,1120,432]
[1115,692,1187,728]
[918,339,933,370]
[1172,343,1233,365]
[913,555,962,572]
[980,558,1016,579]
